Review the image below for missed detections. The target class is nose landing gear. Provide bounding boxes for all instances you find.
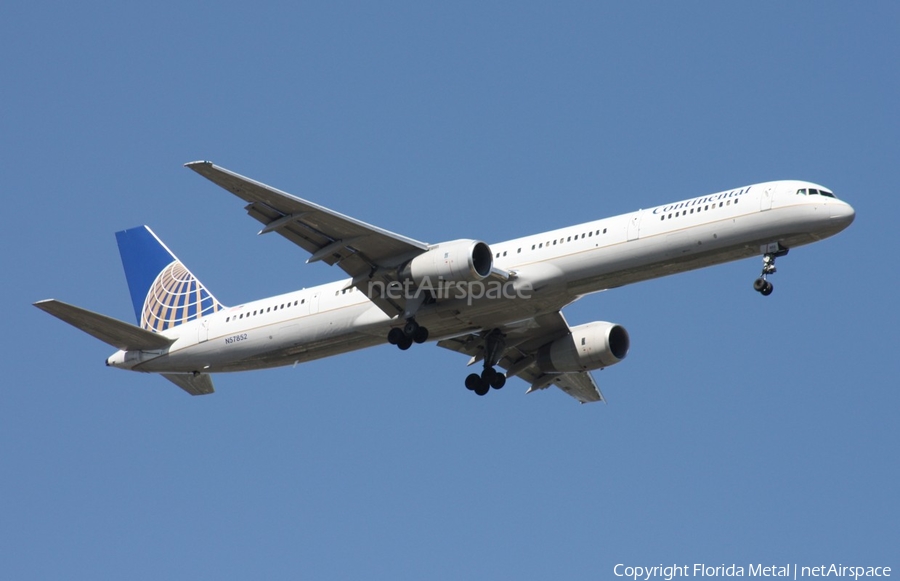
[753,276,774,296]
[753,243,788,297]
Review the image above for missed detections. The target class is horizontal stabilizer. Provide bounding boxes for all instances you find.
[34,299,175,351]
[162,373,215,396]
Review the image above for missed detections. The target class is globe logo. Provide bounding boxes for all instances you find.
[141,260,223,332]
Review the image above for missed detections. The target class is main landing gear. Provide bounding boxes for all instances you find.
[753,243,789,297]
[464,329,507,397]
[387,318,429,350]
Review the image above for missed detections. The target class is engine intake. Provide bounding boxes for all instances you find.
[536,321,630,373]
[400,239,493,286]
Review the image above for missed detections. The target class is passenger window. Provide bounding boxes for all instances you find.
[603,228,607,234]
[503,251,507,256]
[588,232,592,237]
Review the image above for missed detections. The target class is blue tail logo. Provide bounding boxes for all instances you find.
[115,226,224,332]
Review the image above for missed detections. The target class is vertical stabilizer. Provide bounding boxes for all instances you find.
[115,226,224,332]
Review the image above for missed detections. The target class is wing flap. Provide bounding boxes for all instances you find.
[34,299,174,351]
[161,373,215,396]
[520,369,604,404]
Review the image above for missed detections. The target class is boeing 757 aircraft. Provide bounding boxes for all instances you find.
[35,162,855,403]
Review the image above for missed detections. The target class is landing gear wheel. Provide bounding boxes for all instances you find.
[752,246,787,297]
[403,320,420,337]
[387,327,404,345]
[412,326,429,344]
[397,336,413,350]
[462,330,509,399]
[753,278,774,296]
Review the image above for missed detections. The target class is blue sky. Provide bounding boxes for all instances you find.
[3,2,898,579]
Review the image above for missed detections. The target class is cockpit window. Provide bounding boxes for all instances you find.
[798,187,837,199]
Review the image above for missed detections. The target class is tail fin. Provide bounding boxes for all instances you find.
[115,226,224,332]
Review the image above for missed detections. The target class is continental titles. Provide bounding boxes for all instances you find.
[651,187,752,215]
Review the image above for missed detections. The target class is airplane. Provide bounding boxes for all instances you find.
[34,161,855,403]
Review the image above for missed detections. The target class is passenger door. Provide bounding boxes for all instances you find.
[760,185,776,211]
[627,212,642,241]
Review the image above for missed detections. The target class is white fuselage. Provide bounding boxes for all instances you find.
[107,180,855,375]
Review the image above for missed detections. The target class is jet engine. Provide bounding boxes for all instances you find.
[400,239,493,286]
[536,321,630,373]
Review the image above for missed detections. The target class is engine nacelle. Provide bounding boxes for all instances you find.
[400,239,493,286]
[536,321,630,373]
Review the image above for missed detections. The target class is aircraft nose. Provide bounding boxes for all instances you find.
[830,201,856,229]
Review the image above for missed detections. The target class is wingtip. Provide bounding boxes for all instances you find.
[184,160,213,169]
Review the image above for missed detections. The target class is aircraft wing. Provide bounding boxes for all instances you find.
[185,161,431,317]
[436,311,605,404]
